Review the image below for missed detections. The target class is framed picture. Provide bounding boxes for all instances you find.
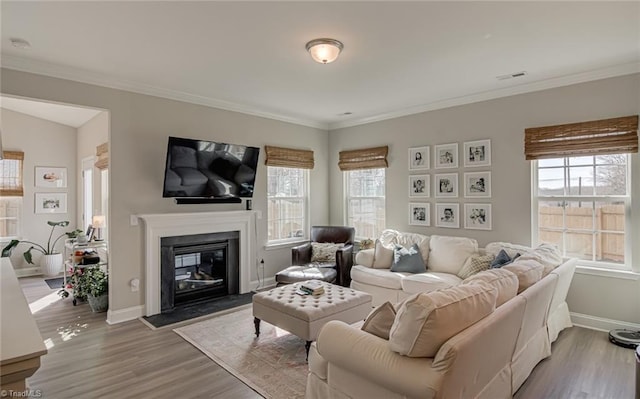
[35,166,67,188]
[409,146,430,170]
[465,203,492,230]
[409,203,430,226]
[464,171,491,198]
[409,175,430,198]
[35,193,67,214]
[435,173,458,198]
[435,203,460,228]
[434,143,458,169]
[464,139,491,167]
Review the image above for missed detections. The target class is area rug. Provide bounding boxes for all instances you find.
[44,277,64,289]
[174,306,308,398]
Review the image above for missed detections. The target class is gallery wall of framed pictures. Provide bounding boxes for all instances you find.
[408,139,492,230]
[34,166,69,214]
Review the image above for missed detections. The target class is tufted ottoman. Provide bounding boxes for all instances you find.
[252,281,372,359]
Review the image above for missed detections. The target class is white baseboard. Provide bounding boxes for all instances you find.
[252,277,276,291]
[570,312,640,332]
[14,267,42,278]
[107,305,145,325]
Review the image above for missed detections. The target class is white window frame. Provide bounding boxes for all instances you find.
[0,197,22,243]
[266,166,309,246]
[344,168,386,240]
[531,155,632,272]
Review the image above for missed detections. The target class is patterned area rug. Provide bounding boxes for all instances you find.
[174,306,308,398]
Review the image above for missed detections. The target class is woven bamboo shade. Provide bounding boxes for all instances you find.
[524,115,638,160]
[0,151,25,196]
[338,146,389,171]
[95,142,108,170]
[264,145,314,169]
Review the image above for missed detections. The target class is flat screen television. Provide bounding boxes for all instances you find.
[162,136,260,199]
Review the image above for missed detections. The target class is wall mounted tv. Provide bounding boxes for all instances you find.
[162,136,260,200]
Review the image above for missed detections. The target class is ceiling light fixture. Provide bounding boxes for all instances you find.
[10,38,31,49]
[305,38,343,64]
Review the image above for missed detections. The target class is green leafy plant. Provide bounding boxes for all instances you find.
[79,267,108,298]
[1,221,72,264]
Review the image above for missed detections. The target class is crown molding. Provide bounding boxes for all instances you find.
[0,55,329,130]
[328,62,640,130]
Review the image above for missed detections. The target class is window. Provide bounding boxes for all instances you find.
[346,168,385,239]
[0,151,24,241]
[533,154,630,269]
[267,166,308,243]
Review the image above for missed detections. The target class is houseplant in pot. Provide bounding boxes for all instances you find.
[1,220,73,276]
[81,266,109,312]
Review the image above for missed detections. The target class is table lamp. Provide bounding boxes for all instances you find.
[92,215,105,241]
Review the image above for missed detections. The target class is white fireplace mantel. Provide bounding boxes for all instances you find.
[137,211,256,316]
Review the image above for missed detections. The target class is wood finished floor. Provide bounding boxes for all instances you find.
[21,277,636,399]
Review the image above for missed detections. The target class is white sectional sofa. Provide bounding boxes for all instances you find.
[306,230,577,399]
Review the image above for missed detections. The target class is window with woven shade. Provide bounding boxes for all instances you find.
[529,116,638,271]
[0,151,24,240]
[265,146,313,244]
[338,146,388,171]
[95,142,108,170]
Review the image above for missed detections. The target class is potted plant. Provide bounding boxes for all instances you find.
[1,220,75,276]
[81,267,109,312]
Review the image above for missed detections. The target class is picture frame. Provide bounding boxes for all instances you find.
[463,139,491,167]
[435,173,458,198]
[35,166,67,188]
[85,224,95,242]
[35,193,67,214]
[409,175,430,198]
[434,143,458,169]
[435,203,460,228]
[464,203,492,230]
[409,203,430,226]
[464,171,491,198]
[408,146,430,170]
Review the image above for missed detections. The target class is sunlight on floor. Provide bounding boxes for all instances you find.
[29,291,63,314]
[44,338,55,350]
[57,322,89,342]
[274,326,290,338]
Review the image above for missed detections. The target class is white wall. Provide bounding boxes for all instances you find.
[1,68,330,315]
[328,74,640,325]
[1,108,77,269]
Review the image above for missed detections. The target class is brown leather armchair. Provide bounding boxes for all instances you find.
[291,226,355,287]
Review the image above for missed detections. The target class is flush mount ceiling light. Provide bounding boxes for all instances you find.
[10,37,31,49]
[305,38,343,64]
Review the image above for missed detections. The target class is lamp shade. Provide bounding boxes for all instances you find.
[92,215,105,228]
[305,38,343,64]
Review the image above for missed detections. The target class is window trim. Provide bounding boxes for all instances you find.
[531,156,632,271]
[0,197,23,242]
[344,168,386,240]
[266,167,309,245]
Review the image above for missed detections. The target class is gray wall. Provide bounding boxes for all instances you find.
[328,73,640,325]
[1,108,78,269]
[1,68,330,313]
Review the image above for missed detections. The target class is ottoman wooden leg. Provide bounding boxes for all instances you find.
[305,341,312,361]
[254,317,261,337]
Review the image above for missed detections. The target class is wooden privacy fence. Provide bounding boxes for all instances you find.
[539,204,625,262]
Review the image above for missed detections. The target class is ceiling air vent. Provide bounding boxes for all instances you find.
[496,71,527,81]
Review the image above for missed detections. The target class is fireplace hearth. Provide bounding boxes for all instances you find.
[161,231,239,312]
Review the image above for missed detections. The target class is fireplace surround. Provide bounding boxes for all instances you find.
[138,211,256,316]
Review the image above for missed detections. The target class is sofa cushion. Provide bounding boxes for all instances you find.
[502,259,545,293]
[457,254,494,279]
[518,243,563,276]
[361,301,396,340]
[400,272,463,295]
[372,239,394,269]
[394,233,430,265]
[462,269,519,307]
[389,283,497,357]
[311,242,344,263]
[350,265,408,290]
[428,235,478,274]
[391,244,427,273]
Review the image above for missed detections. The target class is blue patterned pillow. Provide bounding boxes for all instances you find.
[391,244,427,273]
[491,249,521,268]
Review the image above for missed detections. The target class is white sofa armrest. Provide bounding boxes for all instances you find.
[316,320,441,398]
[355,248,375,268]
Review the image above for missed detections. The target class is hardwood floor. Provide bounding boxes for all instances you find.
[21,277,636,399]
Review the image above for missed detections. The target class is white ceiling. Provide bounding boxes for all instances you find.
[1,95,102,128]
[1,2,639,130]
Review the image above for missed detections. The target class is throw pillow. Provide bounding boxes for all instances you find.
[310,242,344,263]
[490,249,520,268]
[457,254,494,279]
[390,244,427,273]
[462,269,518,307]
[361,301,396,340]
[372,239,394,269]
[502,259,545,293]
[389,284,498,357]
